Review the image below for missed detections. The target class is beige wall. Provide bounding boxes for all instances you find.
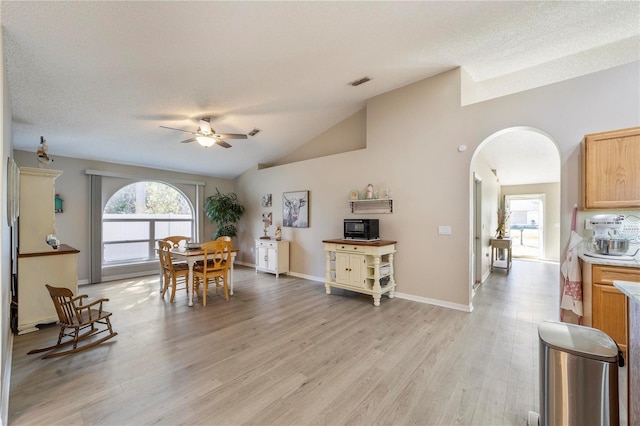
[501,183,561,262]
[235,62,640,311]
[270,108,367,167]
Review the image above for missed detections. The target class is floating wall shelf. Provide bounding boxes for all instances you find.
[350,199,393,214]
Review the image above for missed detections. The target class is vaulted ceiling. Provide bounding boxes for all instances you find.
[2,1,639,179]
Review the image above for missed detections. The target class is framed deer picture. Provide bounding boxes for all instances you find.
[283,190,309,228]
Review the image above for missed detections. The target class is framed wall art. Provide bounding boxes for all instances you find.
[261,193,272,207]
[283,190,309,228]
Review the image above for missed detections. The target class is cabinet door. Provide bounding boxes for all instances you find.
[593,283,628,353]
[348,254,366,288]
[257,246,269,270]
[335,252,366,287]
[266,247,277,271]
[335,252,350,284]
[583,127,640,209]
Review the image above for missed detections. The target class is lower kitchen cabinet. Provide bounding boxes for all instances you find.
[255,239,289,277]
[582,262,640,358]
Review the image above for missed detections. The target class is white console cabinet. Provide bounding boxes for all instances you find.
[323,239,397,306]
[255,239,289,277]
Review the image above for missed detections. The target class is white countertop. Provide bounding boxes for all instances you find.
[578,243,640,268]
[613,280,640,304]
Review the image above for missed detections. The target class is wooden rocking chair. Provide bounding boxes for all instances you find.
[27,285,118,359]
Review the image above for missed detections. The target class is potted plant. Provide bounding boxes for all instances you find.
[204,188,246,239]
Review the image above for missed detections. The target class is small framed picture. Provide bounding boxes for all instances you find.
[262,212,272,225]
[261,193,272,207]
[350,190,358,201]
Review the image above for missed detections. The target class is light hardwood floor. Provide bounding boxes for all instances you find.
[7,260,617,425]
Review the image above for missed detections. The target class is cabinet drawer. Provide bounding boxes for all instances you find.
[336,244,365,253]
[593,265,640,286]
[256,241,276,248]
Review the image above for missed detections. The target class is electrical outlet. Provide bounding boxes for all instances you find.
[584,219,592,230]
[438,225,452,235]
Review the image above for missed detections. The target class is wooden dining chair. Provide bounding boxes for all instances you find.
[162,235,190,249]
[193,240,232,306]
[27,285,117,359]
[158,240,190,302]
[162,235,190,266]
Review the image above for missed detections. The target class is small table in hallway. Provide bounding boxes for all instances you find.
[490,238,512,273]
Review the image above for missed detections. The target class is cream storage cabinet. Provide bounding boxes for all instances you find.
[323,239,397,306]
[17,167,79,334]
[582,126,640,209]
[255,239,289,277]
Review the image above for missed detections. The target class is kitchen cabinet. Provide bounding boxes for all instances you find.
[582,126,640,209]
[255,239,289,277]
[582,262,640,357]
[323,239,396,306]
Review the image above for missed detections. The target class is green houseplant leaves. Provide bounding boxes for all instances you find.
[204,188,246,240]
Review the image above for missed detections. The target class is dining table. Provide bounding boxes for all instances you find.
[167,247,239,307]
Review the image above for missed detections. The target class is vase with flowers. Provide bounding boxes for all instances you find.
[496,208,510,239]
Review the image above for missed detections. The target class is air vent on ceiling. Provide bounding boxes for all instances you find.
[248,128,261,136]
[348,76,371,87]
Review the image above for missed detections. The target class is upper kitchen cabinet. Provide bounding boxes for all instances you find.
[582,126,640,209]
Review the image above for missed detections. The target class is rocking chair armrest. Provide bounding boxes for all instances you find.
[70,294,89,305]
[75,298,110,317]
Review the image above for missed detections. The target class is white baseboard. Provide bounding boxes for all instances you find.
[286,271,324,283]
[221,263,474,312]
[394,292,473,312]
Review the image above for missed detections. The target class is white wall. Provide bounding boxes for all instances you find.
[470,155,501,282]
[235,61,640,311]
[1,28,12,426]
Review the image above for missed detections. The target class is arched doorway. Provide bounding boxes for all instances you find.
[469,127,561,303]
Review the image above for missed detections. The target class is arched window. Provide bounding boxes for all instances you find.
[102,181,193,266]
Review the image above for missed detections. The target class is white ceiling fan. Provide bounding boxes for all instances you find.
[160,117,247,148]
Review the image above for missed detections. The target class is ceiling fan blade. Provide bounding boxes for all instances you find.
[199,118,212,134]
[213,133,247,140]
[180,138,197,144]
[215,139,232,148]
[160,125,196,135]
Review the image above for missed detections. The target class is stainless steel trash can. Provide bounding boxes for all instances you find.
[538,320,620,426]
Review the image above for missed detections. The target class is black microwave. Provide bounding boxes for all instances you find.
[344,219,379,241]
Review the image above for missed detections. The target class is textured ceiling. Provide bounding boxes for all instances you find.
[2,1,639,179]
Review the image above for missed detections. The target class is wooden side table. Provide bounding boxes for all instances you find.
[490,238,512,273]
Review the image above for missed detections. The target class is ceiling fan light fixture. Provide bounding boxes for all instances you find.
[196,136,215,147]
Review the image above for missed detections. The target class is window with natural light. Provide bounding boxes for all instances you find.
[102,181,193,266]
